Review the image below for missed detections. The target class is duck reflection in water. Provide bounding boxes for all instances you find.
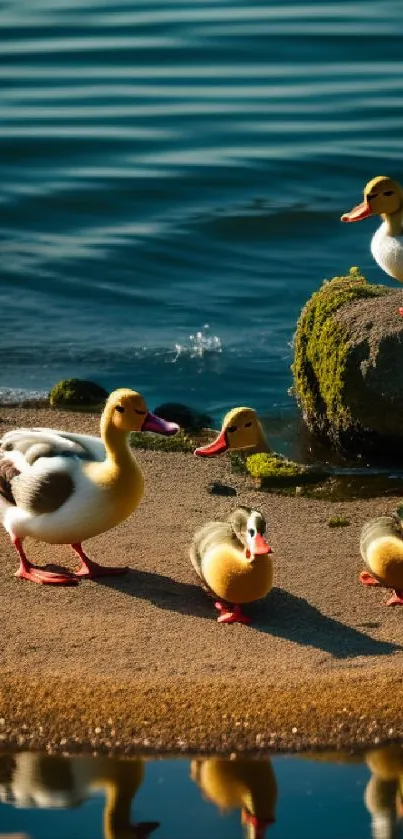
[190,756,277,839]
[365,744,403,839]
[300,743,403,839]
[0,753,159,839]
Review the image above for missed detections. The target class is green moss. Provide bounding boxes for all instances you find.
[228,452,248,474]
[245,452,307,479]
[327,515,350,528]
[242,451,328,488]
[292,267,387,442]
[130,429,194,452]
[49,379,108,410]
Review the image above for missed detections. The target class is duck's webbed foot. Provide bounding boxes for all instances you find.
[399,307,403,318]
[214,601,251,625]
[386,589,403,606]
[71,543,128,578]
[13,538,77,585]
[359,570,381,586]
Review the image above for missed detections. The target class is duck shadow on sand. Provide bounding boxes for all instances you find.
[96,573,401,660]
[251,587,402,658]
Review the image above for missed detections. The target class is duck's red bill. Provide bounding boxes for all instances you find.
[194,429,228,456]
[253,533,272,555]
[341,200,372,222]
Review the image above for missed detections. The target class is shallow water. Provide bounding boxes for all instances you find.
[1,1,403,427]
[2,746,403,839]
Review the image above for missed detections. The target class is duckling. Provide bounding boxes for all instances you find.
[194,407,269,457]
[365,744,403,839]
[0,752,159,839]
[0,389,178,584]
[341,177,403,313]
[190,505,273,624]
[190,757,277,839]
[359,513,403,605]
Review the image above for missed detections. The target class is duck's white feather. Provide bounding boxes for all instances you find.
[32,428,106,461]
[1,454,110,543]
[371,223,403,283]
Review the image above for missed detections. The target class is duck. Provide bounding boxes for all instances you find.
[297,746,403,839]
[190,505,273,624]
[0,388,178,584]
[341,176,403,313]
[0,752,160,839]
[190,756,277,839]
[359,511,403,606]
[365,744,403,839]
[194,407,269,457]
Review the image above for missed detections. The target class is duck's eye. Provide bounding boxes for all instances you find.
[115,405,125,414]
[244,422,252,428]
[248,528,255,537]
[227,425,237,433]
[135,409,146,415]
[383,190,394,196]
[368,193,378,200]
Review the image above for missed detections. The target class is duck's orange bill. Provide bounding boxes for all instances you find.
[253,533,272,555]
[341,200,372,223]
[194,429,227,456]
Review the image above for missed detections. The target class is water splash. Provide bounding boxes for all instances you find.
[173,325,222,361]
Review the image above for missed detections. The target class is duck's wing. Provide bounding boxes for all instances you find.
[0,428,104,514]
[1,428,105,464]
[33,428,106,461]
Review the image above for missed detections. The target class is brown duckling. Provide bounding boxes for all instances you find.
[360,513,403,606]
[190,505,273,624]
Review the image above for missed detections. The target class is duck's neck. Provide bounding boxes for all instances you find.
[101,420,134,471]
[382,207,403,236]
[103,778,135,839]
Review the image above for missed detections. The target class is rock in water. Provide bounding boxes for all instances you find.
[292,267,403,455]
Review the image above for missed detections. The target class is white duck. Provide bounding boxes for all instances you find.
[0,388,178,584]
[341,176,403,313]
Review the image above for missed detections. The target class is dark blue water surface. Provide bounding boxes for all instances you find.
[2,747,402,839]
[1,1,403,422]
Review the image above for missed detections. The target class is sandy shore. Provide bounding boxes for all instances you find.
[0,406,402,755]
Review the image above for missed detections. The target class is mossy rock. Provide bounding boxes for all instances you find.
[153,402,212,432]
[292,267,403,454]
[49,379,108,410]
[233,451,328,488]
[130,429,194,453]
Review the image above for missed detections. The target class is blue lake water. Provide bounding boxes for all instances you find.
[1,0,403,425]
[2,747,402,839]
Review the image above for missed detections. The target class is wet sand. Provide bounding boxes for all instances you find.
[0,406,402,755]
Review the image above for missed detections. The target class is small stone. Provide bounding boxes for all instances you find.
[208,482,237,497]
[292,727,298,734]
[94,727,101,734]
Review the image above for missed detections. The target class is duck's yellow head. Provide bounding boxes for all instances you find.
[194,407,268,456]
[341,176,403,223]
[102,388,179,435]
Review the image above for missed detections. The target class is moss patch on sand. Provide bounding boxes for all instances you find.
[49,379,108,410]
[292,267,387,444]
[230,450,328,488]
[130,429,195,452]
[328,515,350,528]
